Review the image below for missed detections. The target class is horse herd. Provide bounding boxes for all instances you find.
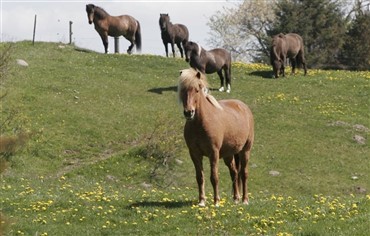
[85,4,306,207]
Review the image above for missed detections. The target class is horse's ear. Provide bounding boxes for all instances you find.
[196,71,201,79]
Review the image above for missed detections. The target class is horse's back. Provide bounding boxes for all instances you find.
[286,33,303,42]
[206,48,231,71]
[174,24,189,42]
[220,99,252,121]
[285,33,304,54]
[110,15,138,35]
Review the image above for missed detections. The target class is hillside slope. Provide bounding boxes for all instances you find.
[1,41,369,235]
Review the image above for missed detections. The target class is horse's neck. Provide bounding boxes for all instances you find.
[195,94,220,123]
[166,21,174,31]
[191,48,204,61]
[200,49,210,61]
[95,8,109,20]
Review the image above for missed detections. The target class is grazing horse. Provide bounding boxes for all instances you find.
[184,41,232,93]
[178,68,254,206]
[159,14,189,58]
[86,4,141,54]
[270,33,307,78]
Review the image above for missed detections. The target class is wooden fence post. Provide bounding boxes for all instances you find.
[32,15,37,45]
[69,21,73,44]
[114,37,119,53]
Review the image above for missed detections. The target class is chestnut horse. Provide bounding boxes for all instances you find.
[270,33,307,78]
[159,14,189,58]
[178,68,254,206]
[86,4,141,54]
[184,41,232,93]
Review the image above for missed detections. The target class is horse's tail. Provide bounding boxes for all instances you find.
[271,43,280,64]
[135,20,142,53]
[294,35,304,68]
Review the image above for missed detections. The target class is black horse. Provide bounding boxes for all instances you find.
[184,41,232,93]
[159,14,189,58]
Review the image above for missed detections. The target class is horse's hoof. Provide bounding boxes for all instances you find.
[226,85,231,93]
[242,200,249,205]
[218,87,225,92]
[198,201,206,207]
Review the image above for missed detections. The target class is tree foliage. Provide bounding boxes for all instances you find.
[207,0,370,70]
[340,0,370,69]
[270,0,347,68]
[207,0,276,62]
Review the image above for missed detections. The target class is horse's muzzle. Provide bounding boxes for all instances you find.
[88,20,93,24]
[183,110,195,120]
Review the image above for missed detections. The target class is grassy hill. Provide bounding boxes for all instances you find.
[1,41,369,235]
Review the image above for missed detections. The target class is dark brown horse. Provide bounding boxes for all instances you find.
[270,33,307,78]
[178,68,254,206]
[86,4,141,54]
[184,41,232,93]
[159,14,189,58]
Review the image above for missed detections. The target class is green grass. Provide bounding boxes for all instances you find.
[1,41,369,235]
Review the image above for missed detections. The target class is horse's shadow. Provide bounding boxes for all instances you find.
[128,200,193,209]
[147,86,177,95]
[249,70,274,79]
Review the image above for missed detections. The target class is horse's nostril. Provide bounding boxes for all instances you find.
[183,110,194,119]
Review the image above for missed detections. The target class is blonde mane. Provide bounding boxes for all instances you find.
[178,68,223,110]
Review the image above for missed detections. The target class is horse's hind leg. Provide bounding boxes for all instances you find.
[171,42,176,57]
[239,147,251,205]
[217,70,225,92]
[176,42,184,58]
[291,58,297,75]
[225,66,231,93]
[223,155,240,203]
[298,51,307,76]
[127,41,134,55]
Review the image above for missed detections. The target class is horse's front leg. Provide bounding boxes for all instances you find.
[190,153,205,206]
[210,152,220,206]
[162,42,169,57]
[100,33,109,54]
[281,56,286,77]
